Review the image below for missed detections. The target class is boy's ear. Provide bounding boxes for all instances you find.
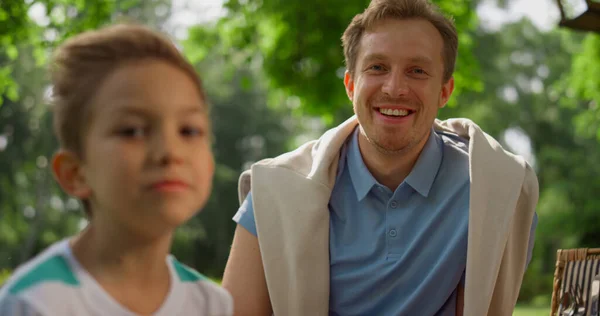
[51,150,92,200]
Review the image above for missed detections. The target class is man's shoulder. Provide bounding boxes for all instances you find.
[249,116,359,172]
[435,117,539,210]
[437,130,469,154]
[252,139,319,169]
[432,130,471,188]
[434,117,533,168]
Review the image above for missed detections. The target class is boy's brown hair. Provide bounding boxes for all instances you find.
[51,23,206,158]
[341,0,458,83]
[50,23,206,215]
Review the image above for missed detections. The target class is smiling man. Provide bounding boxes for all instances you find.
[222,0,539,315]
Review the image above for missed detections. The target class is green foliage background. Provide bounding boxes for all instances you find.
[1,0,599,307]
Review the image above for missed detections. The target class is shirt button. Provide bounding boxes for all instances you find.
[390,200,398,208]
[389,229,397,237]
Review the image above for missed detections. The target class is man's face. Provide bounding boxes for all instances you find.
[344,18,454,154]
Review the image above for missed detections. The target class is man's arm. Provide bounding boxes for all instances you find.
[525,212,538,268]
[456,284,464,316]
[222,225,272,316]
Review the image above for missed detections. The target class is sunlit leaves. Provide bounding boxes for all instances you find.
[208,0,482,124]
[568,34,600,141]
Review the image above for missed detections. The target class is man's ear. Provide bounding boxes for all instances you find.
[51,150,92,200]
[439,76,455,108]
[344,70,355,101]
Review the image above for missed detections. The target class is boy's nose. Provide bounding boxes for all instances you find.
[150,131,184,166]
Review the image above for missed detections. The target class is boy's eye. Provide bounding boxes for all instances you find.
[181,126,204,137]
[117,127,145,138]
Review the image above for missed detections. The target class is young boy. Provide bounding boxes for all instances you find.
[0,24,233,315]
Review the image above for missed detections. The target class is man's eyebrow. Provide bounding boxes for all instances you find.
[361,54,434,66]
[362,53,388,63]
[408,56,434,66]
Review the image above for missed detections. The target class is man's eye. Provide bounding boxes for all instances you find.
[370,65,384,71]
[412,68,426,74]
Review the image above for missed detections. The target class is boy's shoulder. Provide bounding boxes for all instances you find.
[0,239,81,315]
[169,257,233,316]
[1,240,78,295]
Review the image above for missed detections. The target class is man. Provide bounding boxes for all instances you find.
[222,0,539,315]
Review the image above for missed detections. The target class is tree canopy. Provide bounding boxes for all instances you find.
[2,0,600,308]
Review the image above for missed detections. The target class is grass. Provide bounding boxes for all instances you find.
[513,305,550,316]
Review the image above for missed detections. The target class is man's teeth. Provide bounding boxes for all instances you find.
[379,108,409,117]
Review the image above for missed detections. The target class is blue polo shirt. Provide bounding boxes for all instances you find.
[233,126,537,315]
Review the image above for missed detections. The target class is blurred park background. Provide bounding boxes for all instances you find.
[1,0,599,314]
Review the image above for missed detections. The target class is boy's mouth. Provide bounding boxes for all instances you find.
[150,180,190,193]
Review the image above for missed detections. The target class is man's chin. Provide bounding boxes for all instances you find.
[361,128,413,155]
[371,139,411,155]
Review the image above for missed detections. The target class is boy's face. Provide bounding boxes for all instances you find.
[53,60,214,237]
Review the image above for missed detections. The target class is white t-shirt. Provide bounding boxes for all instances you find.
[0,239,233,316]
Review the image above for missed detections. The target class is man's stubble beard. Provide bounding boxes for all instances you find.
[359,97,423,156]
[360,125,419,156]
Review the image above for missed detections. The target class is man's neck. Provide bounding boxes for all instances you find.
[357,130,430,191]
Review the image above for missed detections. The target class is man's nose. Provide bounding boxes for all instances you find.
[381,70,409,98]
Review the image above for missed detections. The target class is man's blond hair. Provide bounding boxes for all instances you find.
[342,0,458,82]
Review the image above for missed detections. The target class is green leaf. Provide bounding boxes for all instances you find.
[6,84,19,102]
[6,45,18,61]
[240,75,253,91]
